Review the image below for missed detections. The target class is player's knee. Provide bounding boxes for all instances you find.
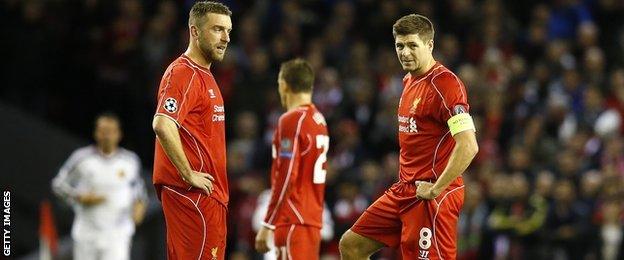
[339,231,365,258]
[339,239,354,257]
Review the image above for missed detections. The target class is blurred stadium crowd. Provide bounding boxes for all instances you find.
[2,0,624,259]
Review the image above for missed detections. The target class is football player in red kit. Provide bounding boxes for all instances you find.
[255,59,329,260]
[339,14,479,260]
[151,2,232,259]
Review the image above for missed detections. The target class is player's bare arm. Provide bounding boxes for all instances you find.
[416,129,478,200]
[132,200,147,224]
[132,169,147,224]
[76,193,106,206]
[254,226,272,253]
[152,115,215,194]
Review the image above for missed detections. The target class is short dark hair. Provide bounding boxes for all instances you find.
[392,14,435,41]
[95,112,121,127]
[279,58,315,93]
[189,1,232,26]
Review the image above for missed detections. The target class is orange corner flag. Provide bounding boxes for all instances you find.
[39,200,58,260]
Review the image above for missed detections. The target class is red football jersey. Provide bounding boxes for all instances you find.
[153,55,228,206]
[263,104,329,229]
[394,62,469,195]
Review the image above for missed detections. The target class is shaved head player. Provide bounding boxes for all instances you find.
[151,1,232,259]
[339,14,479,259]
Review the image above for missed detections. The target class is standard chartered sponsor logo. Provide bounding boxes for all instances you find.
[213,105,225,122]
[212,114,225,122]
[409,117,418,133]
[398,115,418,133]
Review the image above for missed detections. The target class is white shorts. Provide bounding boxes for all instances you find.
[73,236,131,260]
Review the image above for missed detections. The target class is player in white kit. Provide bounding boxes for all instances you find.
[52,113,147,260]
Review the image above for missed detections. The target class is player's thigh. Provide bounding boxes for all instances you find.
[73,239,97,260]
[348,193,402,249]
[197,193,227,260]
[275,225,321,260]
[161,187,226,260]
[400,186,464,259]
[101,236,131,260]
[296,225,321,254]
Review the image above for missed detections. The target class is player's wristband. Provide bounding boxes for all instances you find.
[261,222,276,230]
[447,113,476,136]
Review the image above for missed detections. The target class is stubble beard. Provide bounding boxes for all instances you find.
[199,39,224,63]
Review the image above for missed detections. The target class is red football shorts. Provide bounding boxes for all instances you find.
[351,185,464,259]
[274,224,321,260]
[160,185,227,260]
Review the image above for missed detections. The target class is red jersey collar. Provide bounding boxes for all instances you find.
[181,54,212,73]
[298,103,314,109]
[406,61,441,85]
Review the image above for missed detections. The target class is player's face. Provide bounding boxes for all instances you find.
[395,34,433,72]
[277,72,288,108]
[194,13,232,62]
[94,118,122,150]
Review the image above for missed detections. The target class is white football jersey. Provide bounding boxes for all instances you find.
[52,145,146,245]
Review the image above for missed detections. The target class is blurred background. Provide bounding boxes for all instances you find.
[1,0,624,259]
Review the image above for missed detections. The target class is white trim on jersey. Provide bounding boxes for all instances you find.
[154,113,181,128]
[432,185,464,259]
[286,224,295,260]
[431,131,451,179]
[408,64,444,86]
[431,73,453,117]
[155,62,197,124]
[163,186,207,260]
[176,68,196,117]
[287,199,305,224]
[267,112,307,224]
[299,134,313,156]
[179,124,205,173]
[180,57,213,75]
[448,71,467,102]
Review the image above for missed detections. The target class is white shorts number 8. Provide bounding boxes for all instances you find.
[419,227,432,250]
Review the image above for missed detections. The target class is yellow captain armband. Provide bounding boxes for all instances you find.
[447,113,476,136]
